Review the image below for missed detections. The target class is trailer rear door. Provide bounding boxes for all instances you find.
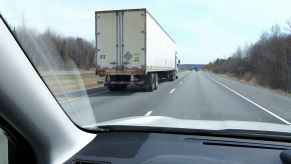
[96,9,146,71]
[122,10,146,69]
[96,12,118,69]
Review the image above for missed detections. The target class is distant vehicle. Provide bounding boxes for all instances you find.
[193,67,198,72]
[95,8,178,92]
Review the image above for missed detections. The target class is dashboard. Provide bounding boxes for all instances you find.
[65,132,291,164]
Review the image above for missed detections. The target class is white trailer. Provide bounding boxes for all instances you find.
[95,8,178,91]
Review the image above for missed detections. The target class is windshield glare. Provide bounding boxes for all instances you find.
[1,0,291,134]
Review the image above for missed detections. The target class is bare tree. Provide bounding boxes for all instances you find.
[206,24,291,91]
[15,26,96,71]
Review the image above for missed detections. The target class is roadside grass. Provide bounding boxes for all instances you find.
[41,71,104,96]
[214,72,291,97]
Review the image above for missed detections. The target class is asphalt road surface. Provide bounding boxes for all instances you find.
[65,71,291,126]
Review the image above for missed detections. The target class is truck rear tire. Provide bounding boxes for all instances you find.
[154,73,159,90]
[144,73,155,92]
[169,71,176,81]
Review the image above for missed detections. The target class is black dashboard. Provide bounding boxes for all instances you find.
[65,132,291,164]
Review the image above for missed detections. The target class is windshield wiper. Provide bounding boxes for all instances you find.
[93,125,291,142]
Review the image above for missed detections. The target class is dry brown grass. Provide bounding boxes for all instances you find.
[42,71,104,95]
[221,73,291,97]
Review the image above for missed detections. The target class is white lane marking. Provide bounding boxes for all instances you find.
[208,76,291,125]
[169,88,176,94]
[145,111,152,116]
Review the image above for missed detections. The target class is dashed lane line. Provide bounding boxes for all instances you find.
[169,88,176,94]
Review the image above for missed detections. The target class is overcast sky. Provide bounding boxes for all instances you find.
[1,0,291,64]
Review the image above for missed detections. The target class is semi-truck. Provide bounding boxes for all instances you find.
[95,8,178,91]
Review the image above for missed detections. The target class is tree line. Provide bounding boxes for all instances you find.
[205,24,291,91]
[15,26,96,71]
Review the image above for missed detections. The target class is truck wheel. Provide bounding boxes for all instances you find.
[144,73,155,92]
[154,73,159,90]
[172,72,177,81]
[169,72,175,81]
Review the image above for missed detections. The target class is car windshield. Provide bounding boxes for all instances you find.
[1,0,291,134]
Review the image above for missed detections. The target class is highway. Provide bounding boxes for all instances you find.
[65,71,291,126]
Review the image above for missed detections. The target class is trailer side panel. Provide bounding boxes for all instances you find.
[146,12,177,72]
